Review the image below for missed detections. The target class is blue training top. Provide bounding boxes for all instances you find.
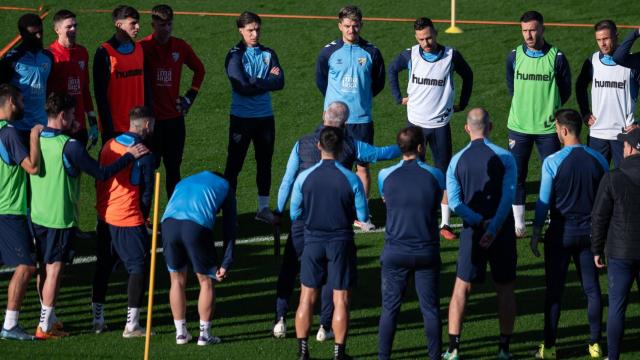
[225,41,284,118]
[316,38,385,124]
[0,45,53,132]
[446,138,516,236]
[276,125,400,213]
[290,159,368,242]
[534,144,608,237]
[378,159,445,254]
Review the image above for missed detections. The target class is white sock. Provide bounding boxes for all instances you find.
[513,205,526,229]
[440,204,450,227]
[92,303,104,325]
[3,309,18,330]
[258,196,270,210]
[39,305,53,332]
[174,319,187,337]
[126,307,140,331]
[199,320,211,338]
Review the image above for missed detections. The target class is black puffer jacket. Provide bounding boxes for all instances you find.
[591,154,640,260]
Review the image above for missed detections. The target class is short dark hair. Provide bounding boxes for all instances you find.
[555,109,582,136]
[0,84,21,106]
[414,17,435,31]
[151,4,173,22]
[397,126,424,155]
[112,5,140,22]
[236,11,261,28]
[594,19,617,34]
[18,13,42,33]
[338,5,362,23]
[520,11,544,24]
[129,106,155,121]
[319,126,343,156]
[45,93,75,118]
[53,9,76,25]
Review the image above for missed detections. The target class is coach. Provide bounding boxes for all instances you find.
[591,127,640,360]
[224,11,284,224]
[377,126,444,360]
[506,10,571,237]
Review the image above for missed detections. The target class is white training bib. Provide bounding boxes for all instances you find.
[406,45,455,128]
[590,52,636,140]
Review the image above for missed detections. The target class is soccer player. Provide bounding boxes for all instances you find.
[530,109,607,359]
[443,108,517,360]
[272,101,399,340]
[316,5,385,201]
[161,171,237,346]
[223,11,284,223]
[30,93,148,339]
[388,17,473,240]
[0,13,53,138]
[94,5,144,143]
[377,126,445,360]
[140,4,205,197]
[506,10,571,237]
[91,107,155,337]
[613,26,640,72]
[48,9,98,147]
[576,20,639,168]
[591,128,640,360]
[0,84,42,341]
[292,126,369,360]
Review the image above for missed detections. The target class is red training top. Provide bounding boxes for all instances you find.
[47,40,94,131]
[139,34,205,120]
[101,41,145,133]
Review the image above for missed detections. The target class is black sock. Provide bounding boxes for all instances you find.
[448,334,460,352]
[334,343,346,359]
[499,333,511,353]
[298,337,309,356]
[127,273,146,308]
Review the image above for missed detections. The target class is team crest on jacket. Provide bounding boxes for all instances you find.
[78,60,85,70]
[172,52,179,62]
[358,57,366,66]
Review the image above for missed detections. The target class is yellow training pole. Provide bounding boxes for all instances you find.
[144,172,161,360]
[445,0,464,34]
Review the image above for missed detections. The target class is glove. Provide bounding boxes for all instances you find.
[87,112,99,150]
[530,226,542,257]
[176,89,198,115]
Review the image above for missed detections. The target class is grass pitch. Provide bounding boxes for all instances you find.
[1,0,640,358]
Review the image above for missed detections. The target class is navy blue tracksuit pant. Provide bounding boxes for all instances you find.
[275,219,333,327]
[508,130,560,205]
[606,258,640,360]
[543,232,602,348]
[378,251,441,360]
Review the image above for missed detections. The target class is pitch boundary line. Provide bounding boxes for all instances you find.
[0,220,537,274]
[76,9,640,29]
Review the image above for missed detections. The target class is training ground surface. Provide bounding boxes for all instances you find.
[1,0,640,358]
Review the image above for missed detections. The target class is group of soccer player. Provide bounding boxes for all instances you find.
[0,3,639,360]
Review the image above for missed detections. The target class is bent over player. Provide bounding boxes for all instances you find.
[162,171,237,346]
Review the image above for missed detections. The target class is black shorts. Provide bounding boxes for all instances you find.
[99,221,149,274]
[300,240,357,290]
[32,223,74,264]
[0,214,35,266]
[162,218,218,277]
[456,226,517,284]
[346,123,374,166]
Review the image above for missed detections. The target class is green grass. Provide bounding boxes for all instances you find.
[1,0,640,358]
